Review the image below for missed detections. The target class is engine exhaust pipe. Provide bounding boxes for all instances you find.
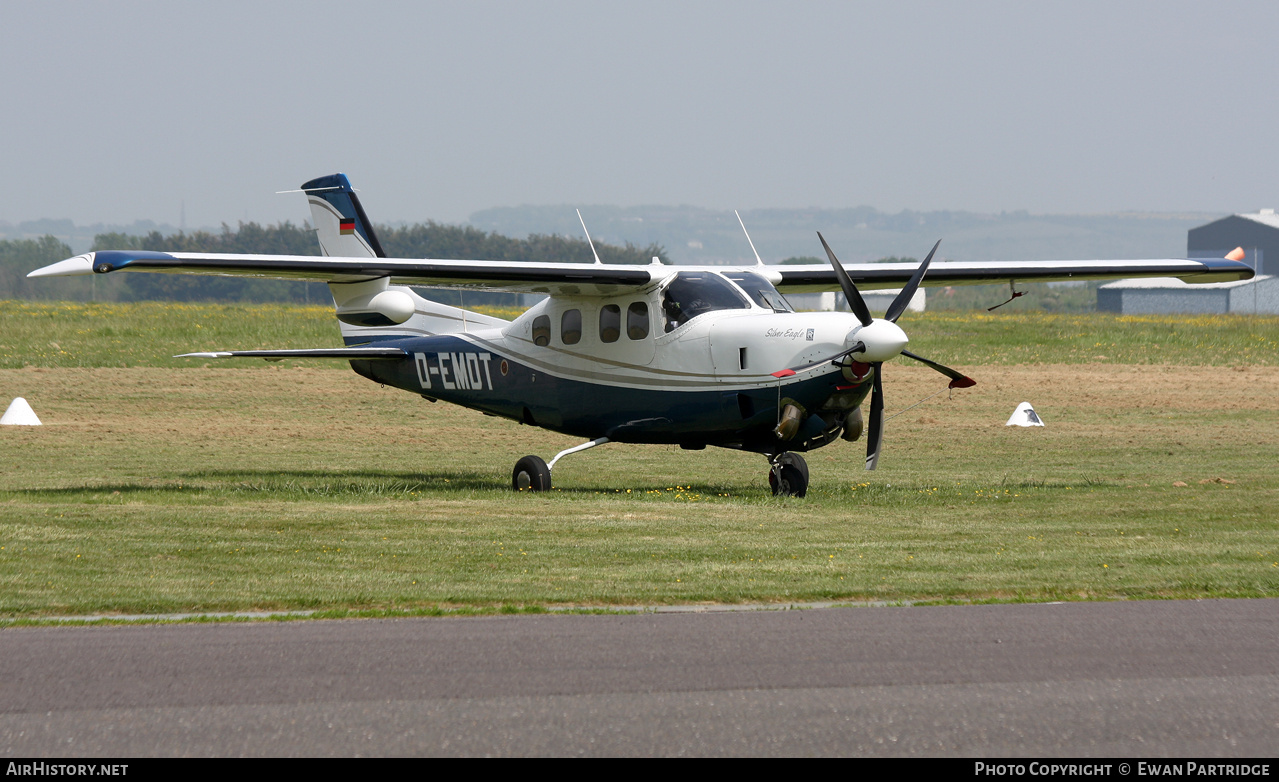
[775,403,804,440]
[842,406,864,442]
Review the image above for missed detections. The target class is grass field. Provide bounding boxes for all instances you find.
[1,302,1278,617]
[2,300,1276,368]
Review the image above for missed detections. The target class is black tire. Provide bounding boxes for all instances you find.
[512,455,552,492]
[783,452,809,485]
[768,453,809,497]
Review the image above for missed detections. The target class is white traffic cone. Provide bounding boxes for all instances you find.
[1005,402,1043,427]
[1,397,42,426]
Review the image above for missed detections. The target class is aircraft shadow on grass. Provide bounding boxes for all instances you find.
[8,470,1108,501]
[11,469,735,498]
[181,469,734,496]
[188,468,497,495]
[8,470,492,499]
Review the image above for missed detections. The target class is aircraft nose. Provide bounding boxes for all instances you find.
[853,319,909,363]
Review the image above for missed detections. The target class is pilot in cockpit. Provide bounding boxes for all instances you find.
[662,272,748,332]
[663,295,686,332]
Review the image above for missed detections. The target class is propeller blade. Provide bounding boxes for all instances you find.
[777,342,866,375]
[884,239,941,323]
[865,362,884,470]
[900,349,976,389]
[817,232,873,328]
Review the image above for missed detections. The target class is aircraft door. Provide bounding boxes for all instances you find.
[708,318,755,379]
[653,320,713,381]
[660,272,749,377]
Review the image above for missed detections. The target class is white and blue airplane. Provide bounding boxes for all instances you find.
[29,174,1254,496]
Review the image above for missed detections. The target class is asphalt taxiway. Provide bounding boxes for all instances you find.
[2,599,1276,756]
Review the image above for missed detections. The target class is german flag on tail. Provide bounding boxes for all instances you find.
[339,218,356,236]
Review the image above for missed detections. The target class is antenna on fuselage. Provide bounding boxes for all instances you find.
[735,210,765,266]
[577,209,603,265]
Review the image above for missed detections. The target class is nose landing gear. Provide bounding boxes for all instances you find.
[768,452,809,497]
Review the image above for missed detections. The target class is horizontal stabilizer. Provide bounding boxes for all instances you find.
[177,347,408,362]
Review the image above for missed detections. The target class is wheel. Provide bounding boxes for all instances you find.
[779,452,809,484]
[768,452,809,497]
[512,455,552,492]
[769,465,808,497]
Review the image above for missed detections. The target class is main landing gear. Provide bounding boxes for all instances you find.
[512,437,610,492]
[768,452,809,498]
[511,455,552,491]
[512,439,810,498]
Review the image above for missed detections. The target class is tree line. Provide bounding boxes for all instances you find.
[0,221,667,303]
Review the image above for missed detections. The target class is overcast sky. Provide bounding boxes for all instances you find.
[3,1,1277,229]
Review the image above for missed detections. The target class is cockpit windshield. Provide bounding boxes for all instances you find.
[724,271,794,313]
[661,272,749,332]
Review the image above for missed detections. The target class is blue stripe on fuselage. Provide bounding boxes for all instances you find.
[344,334,859,452]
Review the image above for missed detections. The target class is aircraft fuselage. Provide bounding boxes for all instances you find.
[349,304,871,455]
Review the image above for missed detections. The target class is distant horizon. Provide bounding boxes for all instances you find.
[0,203,1233,237]
[4,203,1230,265]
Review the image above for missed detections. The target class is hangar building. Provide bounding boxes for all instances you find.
[1187,209,1279,275]
[1096,210,1278,314]
[1097,274,1277,314]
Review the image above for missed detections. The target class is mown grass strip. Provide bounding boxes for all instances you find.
[2,301,1276,368]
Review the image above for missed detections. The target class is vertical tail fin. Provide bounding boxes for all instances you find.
[301,173,387,258]
[299,173,506,339]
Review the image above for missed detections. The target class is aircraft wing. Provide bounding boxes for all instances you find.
[28,250,656,294]
[30,250,1253,295]
[773,257,1254,292]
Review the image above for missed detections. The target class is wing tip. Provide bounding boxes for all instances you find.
[28,253,95,278]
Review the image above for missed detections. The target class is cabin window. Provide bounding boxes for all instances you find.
[724,271,794,312]
[561,309,582,345]
[662,272,749,332]
[627,301,649,340]
[531,314,551,347]
[599,304,621,343]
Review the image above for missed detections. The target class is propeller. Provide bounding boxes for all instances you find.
[811,235,973,470]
